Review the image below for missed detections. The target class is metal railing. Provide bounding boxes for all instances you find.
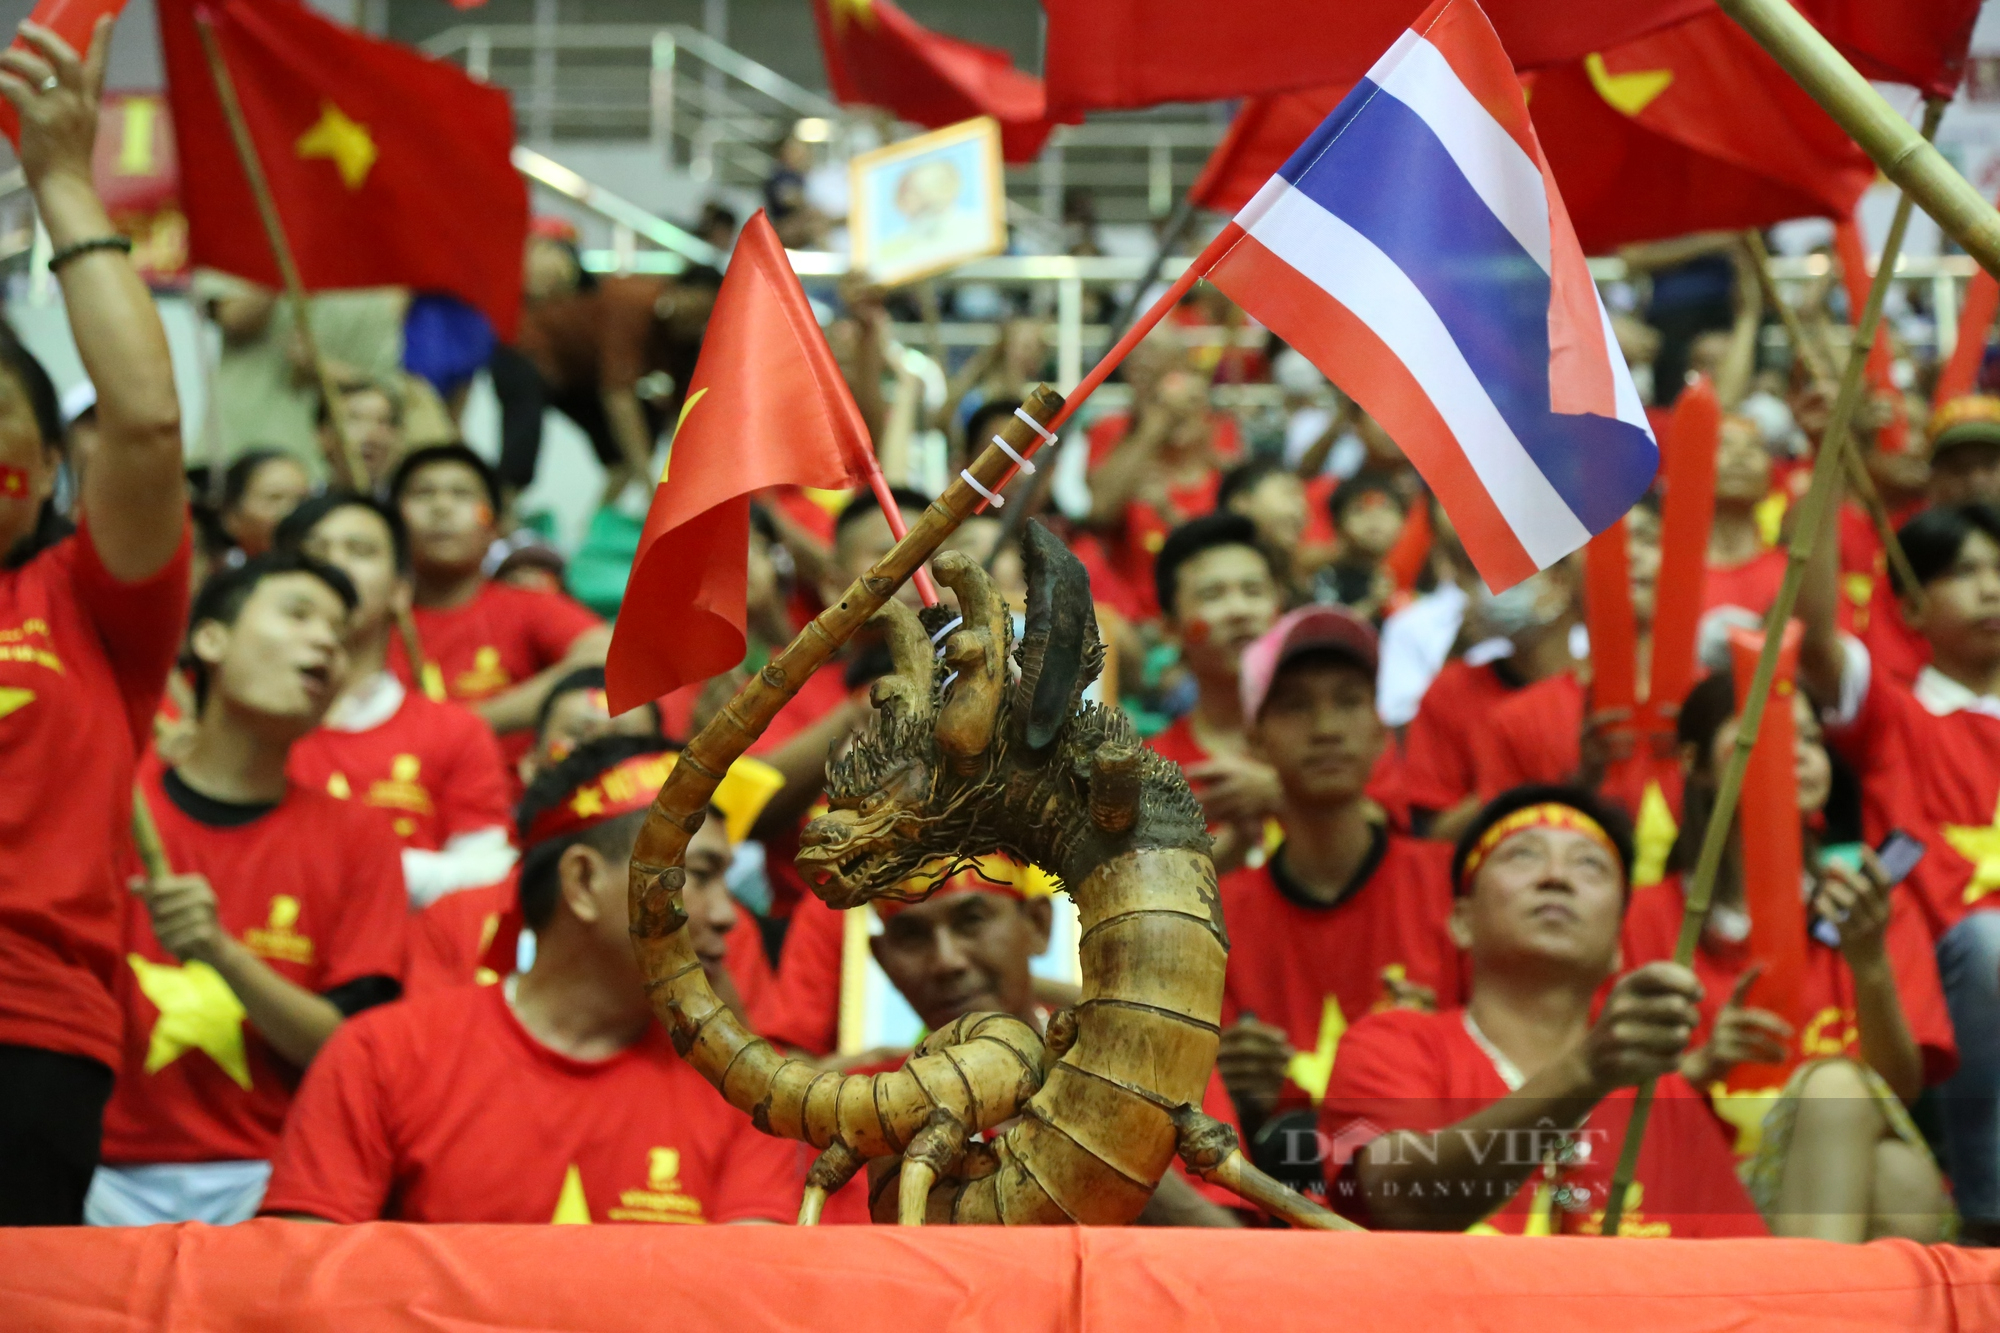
[424,22,837,190]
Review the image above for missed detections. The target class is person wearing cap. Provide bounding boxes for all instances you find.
[279,493,517,910]
[1319,786,1765,1237]
[809,858,1244,1227]
[1801,498,2000,1243]
[260,736,799,1225]
[1927,395,2000,509]
[1216,605,1461,1139]
[389,444,610,772]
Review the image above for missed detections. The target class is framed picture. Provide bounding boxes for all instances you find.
[848,116,1007,288]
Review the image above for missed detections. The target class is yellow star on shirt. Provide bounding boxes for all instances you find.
[128,954,251,1090]
[0,687,34,720]
[1285,995,1348,1105]
[1943,792,2000,906]
[551,1163,593,1224]
[296,101,378,190]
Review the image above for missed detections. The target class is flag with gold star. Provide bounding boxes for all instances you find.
[604,212,867,713]
[157,0,526,336]
[1190,10,1876,253]
[811,0,1063,164]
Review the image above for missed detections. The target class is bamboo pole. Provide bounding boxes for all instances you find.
[130,782,171,883]
[1742,229,1925,612]
[1717,0,2000,277]
[194,14,368,494]
[1598,143,1929,1236]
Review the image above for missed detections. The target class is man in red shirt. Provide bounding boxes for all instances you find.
[390,445,610,768]
[813,861,1243,1226]
[261,736,799,1225]
[1801,499,2000,1242]
[1215,606,1460,1139]
[1704,414,1787,616]
[1320,787,1764,1237]
[89,554,408,1225]
[278,493,517,906]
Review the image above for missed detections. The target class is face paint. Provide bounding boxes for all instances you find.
[474,503,495,529]
[0,464,28,498]
[1182,619,1212,647]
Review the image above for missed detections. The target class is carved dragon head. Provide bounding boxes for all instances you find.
[795,521,1105,910]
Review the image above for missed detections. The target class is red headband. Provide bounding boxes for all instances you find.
[526,751,678,846]
[1459,803,1618,891]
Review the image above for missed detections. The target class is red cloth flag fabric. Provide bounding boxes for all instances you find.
[606,213,866,713]
[1189,90,1335,215]
[1937,266,1999,404]
[1044,0,1709,117]
[157,0,526,337]
[811,0,1060,164]
[1834,218,1911,453]
[1649,378,1723,716]
[0,0,127,145]
[1528,12,1877,253]
[1800,0,1981,100]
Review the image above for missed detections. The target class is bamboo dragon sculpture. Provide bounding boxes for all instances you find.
[630,385,1353,1229]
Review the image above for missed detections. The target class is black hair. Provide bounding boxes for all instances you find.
[1666,669,1835,882]
[835,484,931,540]
[964,397,1025,455]
[1329,470,1407,525]
[531,663,664,742]
[1216,457,1295,512]
[274,490,411,575]
[515,735,673,931]
[1153,511,1271,618]
[313,377,403,430]
[389,443,502,515]
[220,450,306,521]
[0,323,72,569]
[1894,503,2000,597]
[1450,784,1636,899]
[183,550,359,709]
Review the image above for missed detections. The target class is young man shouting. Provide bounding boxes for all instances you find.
[89,555,409,1225]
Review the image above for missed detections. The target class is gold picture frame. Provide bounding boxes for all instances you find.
[848,116,1007,288]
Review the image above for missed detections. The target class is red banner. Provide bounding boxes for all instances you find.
[91,91,188,287]
[2,1222,1997,1331]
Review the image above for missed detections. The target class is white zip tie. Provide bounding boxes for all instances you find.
[960,469,1003,508]
[1014,406,1058,447]
[989,432,1036,474]
[929,616,964,649]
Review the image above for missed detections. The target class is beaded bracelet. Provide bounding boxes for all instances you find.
[47,235,133,273]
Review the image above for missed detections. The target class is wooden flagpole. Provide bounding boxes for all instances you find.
[1716,0,2000,277]
[193,13,367,495]
[1742,229,1926,613]
[1598,123,1932,1235]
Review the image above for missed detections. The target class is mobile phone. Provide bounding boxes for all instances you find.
[1812,830,1924,946]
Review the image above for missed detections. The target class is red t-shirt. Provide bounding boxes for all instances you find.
[1838,504,1930,691]
[1620,876,1956,1090]
[1470,672,1681,826]
[1320,1007,1766,1236]
[1219,832,1461,1108]
[757,890,846,1056]
[1082,411,1243,621]
[101,759,409,1165]
[1401,660,1519,818]
[261,984,798,1224]
[0,526,190,1069]
[288,686,512,851]
[1703,548,1787,616]
[405,876,519,997]
[390,580,602,764]
[1832,668,2000,938]
[750,664,856,924]
[1147,716,1410,833]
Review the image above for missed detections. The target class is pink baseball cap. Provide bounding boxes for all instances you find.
[1239,605,1380,720]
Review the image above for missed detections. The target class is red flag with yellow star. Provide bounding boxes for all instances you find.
[605,212,867,713]
[811,0,1060,163]
[157,0,525,336]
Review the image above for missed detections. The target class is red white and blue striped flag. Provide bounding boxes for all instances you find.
[1199,0,1658,589]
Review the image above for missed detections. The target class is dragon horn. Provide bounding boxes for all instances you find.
[1012,520,1099,751]
[867,598,936,725]
[931,551,1009,769]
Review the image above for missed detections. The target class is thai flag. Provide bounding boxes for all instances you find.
[1201,0,1658,590]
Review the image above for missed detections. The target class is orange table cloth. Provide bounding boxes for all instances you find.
[3,1222,1997,1332]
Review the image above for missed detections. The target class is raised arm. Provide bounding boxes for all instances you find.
[1,19,184,582]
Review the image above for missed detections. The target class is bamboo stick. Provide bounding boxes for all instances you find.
[130,781,171,883]
[1598,141,1928,1236]
[1717,0,2000,277]
[1742,228,1925,613]
[194,14,368,494]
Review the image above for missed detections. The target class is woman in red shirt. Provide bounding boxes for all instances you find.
[0,20,191,1224]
